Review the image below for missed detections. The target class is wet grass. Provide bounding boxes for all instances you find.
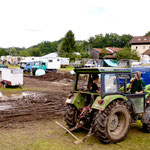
[0,86,43,93]
[5,63,19,69]
[0,119,149,150]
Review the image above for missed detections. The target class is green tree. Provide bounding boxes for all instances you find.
[120,34,133,47]
[116,47,140,61]
[19,50,29,57]
[145,31,150,36]
[100,48,107,58]
[29,48,42,56]
[0,48,7,56]
[9,48,18,56]
[60,30,76,57]
[76,40,90,58]
[57,41,63,56]
[88,33,132,48]
[38,41,58,55]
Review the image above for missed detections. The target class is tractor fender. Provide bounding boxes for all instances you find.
[145,84,150,91]
[144,84,150,99]
[66,93,85,109]
[141,106,150,124]
[92,95,128,111]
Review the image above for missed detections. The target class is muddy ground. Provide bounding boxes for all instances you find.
[0,72,74,128]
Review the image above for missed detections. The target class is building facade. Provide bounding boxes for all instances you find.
[129,36,150,55]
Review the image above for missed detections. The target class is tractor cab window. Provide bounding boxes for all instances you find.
[77,74,89,91]
[104,74,117,93]
[77,73,101,92]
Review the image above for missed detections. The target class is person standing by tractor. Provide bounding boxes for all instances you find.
[129,71,145,94]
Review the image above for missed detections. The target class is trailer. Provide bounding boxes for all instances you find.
[59,57,70,68]
[1,68,23,88]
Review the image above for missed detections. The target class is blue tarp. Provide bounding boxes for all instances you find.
[130,67,150,85]
[104,59,118,67]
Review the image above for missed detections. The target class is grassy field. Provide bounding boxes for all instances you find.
[0,119,149,150]
[5,63,19,69]
[59,66,74,72]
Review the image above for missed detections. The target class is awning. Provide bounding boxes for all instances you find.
[104,59,118,67]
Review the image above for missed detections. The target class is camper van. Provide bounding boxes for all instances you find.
[32,57,61,75]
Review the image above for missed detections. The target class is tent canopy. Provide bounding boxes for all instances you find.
[104,59,118,67]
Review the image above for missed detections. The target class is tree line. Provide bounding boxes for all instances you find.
[0,30,149,61]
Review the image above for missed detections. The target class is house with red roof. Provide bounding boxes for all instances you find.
[89,47,122,59]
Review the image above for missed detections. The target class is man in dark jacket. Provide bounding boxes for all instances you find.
[129,71,145,94]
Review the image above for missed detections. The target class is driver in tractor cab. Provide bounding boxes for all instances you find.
[90,74,101,96]
[129,71,145,94]
[80,74,101,117]
[84,74,100,105]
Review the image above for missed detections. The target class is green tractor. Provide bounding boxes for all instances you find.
[64,67,150,143]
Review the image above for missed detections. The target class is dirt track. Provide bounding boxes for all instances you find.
[0,72,74,128]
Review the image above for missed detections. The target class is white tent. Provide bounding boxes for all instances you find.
[42,53,58,58]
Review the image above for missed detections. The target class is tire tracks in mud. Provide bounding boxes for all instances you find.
[0,91,68,127]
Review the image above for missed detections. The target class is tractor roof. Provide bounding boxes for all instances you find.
[74,67,131,74]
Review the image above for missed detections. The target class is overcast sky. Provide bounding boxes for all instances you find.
[0,0,150,48]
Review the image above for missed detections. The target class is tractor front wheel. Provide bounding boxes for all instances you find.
[93,100,131,143]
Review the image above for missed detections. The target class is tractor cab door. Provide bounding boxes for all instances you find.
[123,73,146,114]
[126,94,145,114]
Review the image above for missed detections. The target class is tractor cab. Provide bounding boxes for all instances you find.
[73,67,132,100]
[72,68,149,113]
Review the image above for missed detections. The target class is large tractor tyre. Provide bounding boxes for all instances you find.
[64,104,78,129]
[93,100,131,143]
[143,123,150,133]
[142,107,150,133]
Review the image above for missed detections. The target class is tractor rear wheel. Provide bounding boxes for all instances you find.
[143,123,150,133]
[64,104,78,129]
[93,100,131,143]
[142,107,150,133]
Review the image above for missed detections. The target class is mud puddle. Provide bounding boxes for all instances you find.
[0,104,12,111]
[0,91,46,101]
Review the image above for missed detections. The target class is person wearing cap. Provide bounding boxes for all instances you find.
[129,71,145,94]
